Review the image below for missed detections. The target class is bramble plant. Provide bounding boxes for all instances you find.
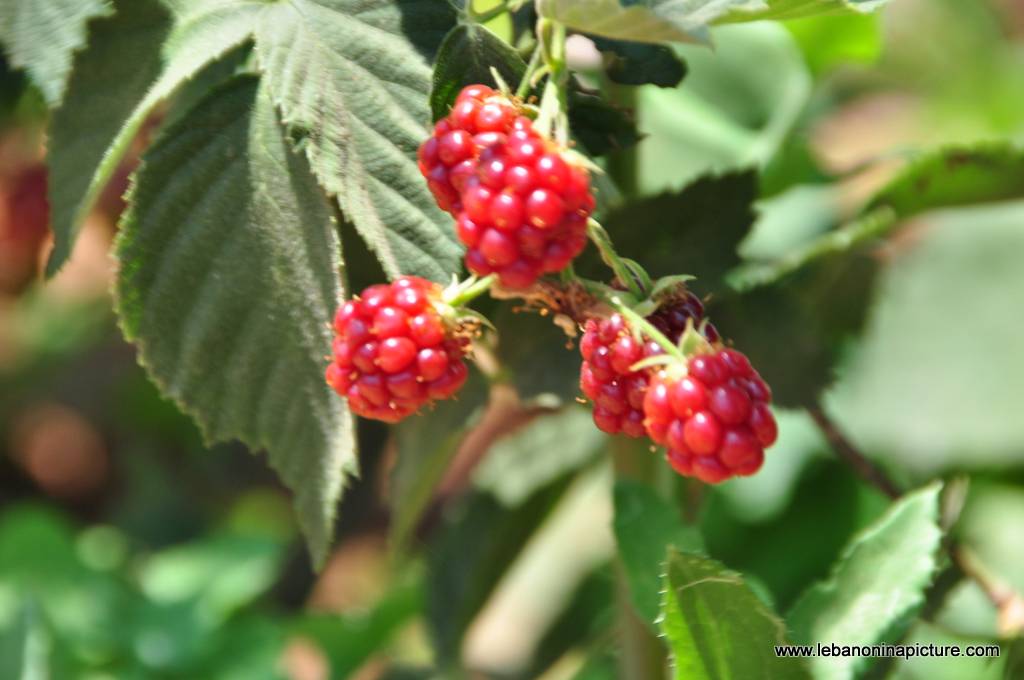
[5,0,1024,677]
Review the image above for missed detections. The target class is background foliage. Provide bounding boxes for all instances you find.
[1,0,1024,677]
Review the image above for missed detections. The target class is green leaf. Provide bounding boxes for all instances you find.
[586,171,758,291]
[0,0,112,106]
[430,22,526,122]
[46,0,262,275]
[489,304,581,401]
[737,145,1024,290]
[536,0,721,45]
[727,145,1024,408]
[0,506,130,664]
[635,23,810,194]
[716,0,890,24]
[427,23,640,156]
[590,36,687,88]
[389,374,488,553]
[787,483,944,680]
[527,567,616,678]
[613,481,703,627]
[474,406,606,507]
[255,0,461,281]
[571,653,618,680]
[889,622,1008,680]
[538,0,889,46]
[713,243,878,408]
[784,13,881,75]
[114,76,355,568]
[830,202,1024,473]
[139,533,285,622]
[568,88,641,157]
[700,462,887,610]
[0,599,50,680]
[661,547,811,680]
[870,143,1024,218]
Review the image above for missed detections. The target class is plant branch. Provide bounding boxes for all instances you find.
[806,405,901,500]
[952,544,1014,610]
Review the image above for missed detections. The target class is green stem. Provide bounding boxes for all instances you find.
[445,274,496,307]
[587,219,646,299]
[536,18,570,144]
[516,45,543,99]
[611,298,685,362]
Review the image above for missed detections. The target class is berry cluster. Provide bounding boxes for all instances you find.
[326,277,468,422]
[644,348,777,483]
[578,292,714,438]
[418,85,593,289]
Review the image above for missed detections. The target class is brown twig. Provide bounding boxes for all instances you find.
[806,405,902,500]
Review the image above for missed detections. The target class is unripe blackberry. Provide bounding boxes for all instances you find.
[326,276,469,422]
[578,292,713,437]
[643,348,776,483]
[418,84,595,289]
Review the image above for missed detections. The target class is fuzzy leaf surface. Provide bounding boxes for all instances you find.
[0,0,111,105]
[661,548,812,680]
[255,0,461,281]
[46,0,262,275]
[115,77,354,567]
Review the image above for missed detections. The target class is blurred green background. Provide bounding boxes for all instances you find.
[2,0,1024,678]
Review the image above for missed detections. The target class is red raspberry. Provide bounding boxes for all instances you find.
[643,348,777,484]
[578,292,713,437]
[418,84,595,289]
[326,276,469,423]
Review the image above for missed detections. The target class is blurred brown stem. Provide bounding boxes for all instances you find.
[806,405,901,500]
